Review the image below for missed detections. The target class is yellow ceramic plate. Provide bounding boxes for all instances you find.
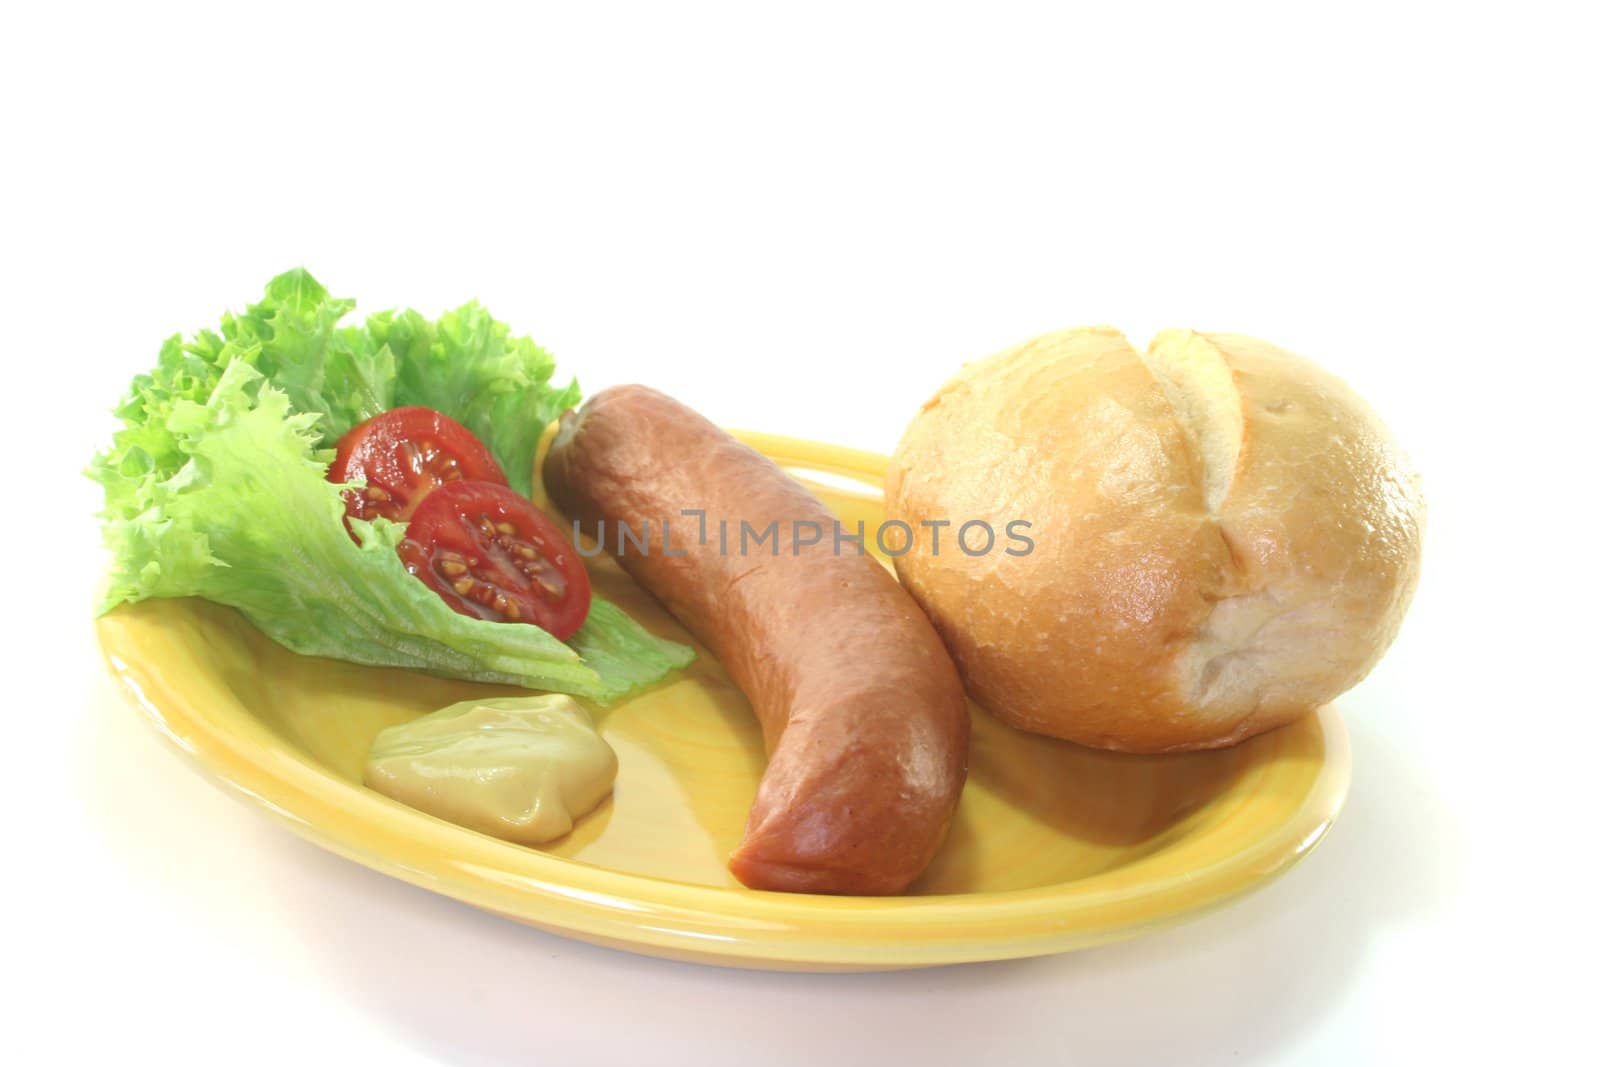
[97,431,1349,971]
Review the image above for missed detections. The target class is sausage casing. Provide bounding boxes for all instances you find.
[543,386,969,894]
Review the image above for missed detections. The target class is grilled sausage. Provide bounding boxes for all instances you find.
[543,386,969,895]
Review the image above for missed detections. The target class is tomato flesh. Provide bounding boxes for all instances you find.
[329,407,507,523]
[398,481,592,640]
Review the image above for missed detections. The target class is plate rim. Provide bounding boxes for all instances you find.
[95,430,1353,970]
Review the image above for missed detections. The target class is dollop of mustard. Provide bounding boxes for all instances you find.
[364,694,617,845]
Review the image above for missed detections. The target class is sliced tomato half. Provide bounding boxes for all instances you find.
[329,406,508,523]
[397,481,592,640]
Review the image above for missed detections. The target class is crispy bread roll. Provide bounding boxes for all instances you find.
[885,327,1423,752]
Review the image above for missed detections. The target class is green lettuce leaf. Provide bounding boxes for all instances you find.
[376,304,581,497]
[216,268,394,442]
[91,270,692,702]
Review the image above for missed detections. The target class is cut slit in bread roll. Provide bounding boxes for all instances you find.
[885,327,1424,753]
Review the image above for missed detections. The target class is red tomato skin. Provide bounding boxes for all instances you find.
[399,481,591,640]
[328,407,507,523]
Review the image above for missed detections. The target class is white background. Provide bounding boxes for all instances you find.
[6,3,1595,1064]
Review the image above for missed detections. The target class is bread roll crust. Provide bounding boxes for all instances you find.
[885,327,1422,752]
